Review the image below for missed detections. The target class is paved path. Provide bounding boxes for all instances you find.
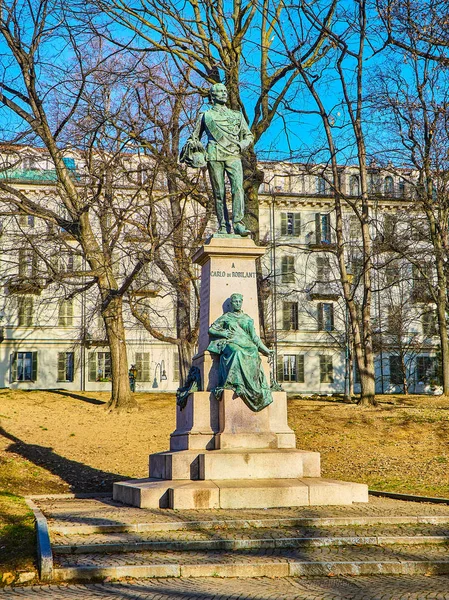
[3,575,449,599]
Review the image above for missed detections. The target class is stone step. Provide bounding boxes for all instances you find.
[113,477,368,509]
[37,495,449,535]
[51,544,449,581]
[50,522,449,554]
[149,448,320,480]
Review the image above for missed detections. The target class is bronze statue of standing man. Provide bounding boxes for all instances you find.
[180,83,254,236]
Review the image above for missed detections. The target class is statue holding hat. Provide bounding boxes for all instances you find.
[180,83,254,237]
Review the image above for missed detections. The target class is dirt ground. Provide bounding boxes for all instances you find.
[1,389,449,496]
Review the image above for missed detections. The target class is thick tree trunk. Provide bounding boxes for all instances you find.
[436,299,449,395]
[357,367,377,406]
[104,295,138,411]
[242,151,264,241]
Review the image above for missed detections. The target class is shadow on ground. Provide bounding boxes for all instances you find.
[47,390,107,406]
[0,427,126,492]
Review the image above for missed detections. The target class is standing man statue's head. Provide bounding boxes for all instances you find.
[210,83,228,105]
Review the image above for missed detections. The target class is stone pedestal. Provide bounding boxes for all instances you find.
[114,236,368,509]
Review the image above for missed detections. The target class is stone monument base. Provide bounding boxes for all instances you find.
[113,237,368,510]
[113,391,368,509]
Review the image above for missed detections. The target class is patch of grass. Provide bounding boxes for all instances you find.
[0,492,36,573]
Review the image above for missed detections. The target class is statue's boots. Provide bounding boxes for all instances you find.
[217,222,231,235]
[234,221,250,236]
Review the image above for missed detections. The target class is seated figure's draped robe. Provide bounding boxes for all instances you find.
[208,311,273,412]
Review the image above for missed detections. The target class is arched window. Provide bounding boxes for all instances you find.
[349,175,360,196]
[384,176,394,195]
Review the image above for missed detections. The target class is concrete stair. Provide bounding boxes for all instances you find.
[33,495,449,582]
[114,446,368,509]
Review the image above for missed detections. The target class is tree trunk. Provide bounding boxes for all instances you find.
[104,295,138,411]
[357,367,377,406]
[436,299,449,395]
[242,151,264,241]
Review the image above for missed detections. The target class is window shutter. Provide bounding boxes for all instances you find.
[88,352,97,382]
[10,353,17,383]
[173,351,180,382]
[296,355,305,383]
[292,302,298,330]
[277,355,283,382]
[293,213,301,236]
[31,352,38,381]
[282,303,291,330]
[315,213,321,244]
[317,303,323,330]
[330,304,334,330]
[57,353,65,381]
[67,353,74,382]
[323,214,331,243]
[67,300,73,326]
[319,355,325,382]
[281,213,287,235]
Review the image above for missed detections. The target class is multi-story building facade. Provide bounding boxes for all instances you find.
[0,146,442,395]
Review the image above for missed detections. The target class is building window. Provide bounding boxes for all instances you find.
[19,248,37,277]
[135,352,151,381]
[18,296,33,326]
[368,172,378,193]
[384,176,394,196]
[58,352,74,382]
[281,256,295,283]
[280,212,301,236]
[282,301,299,330]
[23,156,38,170]
[10,351,38,382]
[389,355,403,385]
[58,299,74,327]
[385,261,400,286]
[315,213,331,244]
[277,355,305,382]
[319,355,333,383]
[19,214,35,228]
[317,176,326,194]
[416,356,437,384]
[387,305,402,334]
[316,256,331,282]
[317,302,334,331]
[349,175,360,196]
[383,214,396,240]
[398,180,406,197]
[412,264,432,300]
[88,351,111,382]
[422,311,437,336]
[349,215,359,239]
[173,351,180,382]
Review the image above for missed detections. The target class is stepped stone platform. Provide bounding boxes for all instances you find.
[113,238,369,509]
[31,494,449,582]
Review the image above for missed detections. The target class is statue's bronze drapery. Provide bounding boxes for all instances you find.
[207,293,273,412]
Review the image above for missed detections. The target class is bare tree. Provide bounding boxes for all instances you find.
[377,0,449,65]
[91,0,337,237]
[280,0,378,405]
[0,1,163,410]
[371,51,449,395]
